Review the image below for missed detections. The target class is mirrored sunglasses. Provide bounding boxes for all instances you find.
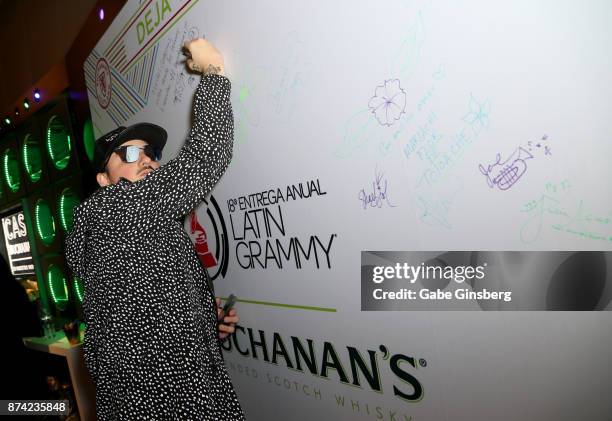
[113,144,162,164]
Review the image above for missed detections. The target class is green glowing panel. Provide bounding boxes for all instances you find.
[58,188,80,233]
[47,264,68,310]
[35,199,56,245]
[3,148,21,192]
[22,133,43,182]
[83,118,95,162]
[74,277,84,302]
[46,116,72,170]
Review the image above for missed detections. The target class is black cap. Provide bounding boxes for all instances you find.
[93,122,167,172]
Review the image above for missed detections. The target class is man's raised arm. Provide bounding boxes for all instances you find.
[144,39,233,220]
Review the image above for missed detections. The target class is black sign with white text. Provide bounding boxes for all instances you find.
[2,211,35,277]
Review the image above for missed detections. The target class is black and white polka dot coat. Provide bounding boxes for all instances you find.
[65,75,245,420]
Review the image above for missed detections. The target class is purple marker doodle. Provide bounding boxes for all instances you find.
[358,167,396,209]
[479,147,534,190]
[368,79,407,127]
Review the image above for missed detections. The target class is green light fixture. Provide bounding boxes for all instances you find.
[46,116,72,170]
[74,277,84,302]
[47,264,68,310]
[2,148,21,192]
[22,133,43,182]
[83,118,95,162]
[34,198,56,245]
[58,188,80,233]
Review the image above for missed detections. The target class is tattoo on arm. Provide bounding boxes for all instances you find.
[203,64,222,75]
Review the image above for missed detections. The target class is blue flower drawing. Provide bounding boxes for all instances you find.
[462,93,491,134]
[368,79,407,127]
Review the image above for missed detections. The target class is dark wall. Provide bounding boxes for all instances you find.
[0,0,97,110]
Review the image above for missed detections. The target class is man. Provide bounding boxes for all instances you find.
[65,39,244,420]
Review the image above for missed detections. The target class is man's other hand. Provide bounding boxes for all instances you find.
[216,297,239,340]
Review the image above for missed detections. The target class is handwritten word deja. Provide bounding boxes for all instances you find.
[479,135,552,191]
[136,0,172,45]
[358,167,396,210]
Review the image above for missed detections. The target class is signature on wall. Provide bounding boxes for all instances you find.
[358,167,396,210]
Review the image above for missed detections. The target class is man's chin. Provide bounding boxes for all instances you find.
[138,170,153,180]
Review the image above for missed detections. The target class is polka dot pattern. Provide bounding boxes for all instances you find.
[65,75,244,420]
